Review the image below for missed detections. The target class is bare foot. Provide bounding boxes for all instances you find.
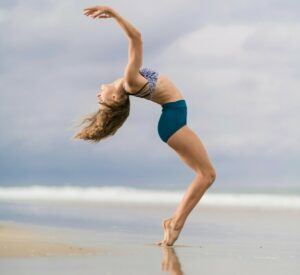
[156,218,182,246]
[156,218,168,246]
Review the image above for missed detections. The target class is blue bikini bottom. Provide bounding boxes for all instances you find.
[157,99,187,143]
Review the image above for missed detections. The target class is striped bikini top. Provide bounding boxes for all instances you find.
[124,67,159,100]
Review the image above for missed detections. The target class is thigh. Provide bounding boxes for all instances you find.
[167,125,214,173]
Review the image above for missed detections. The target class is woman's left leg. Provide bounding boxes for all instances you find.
[157,125,216,246]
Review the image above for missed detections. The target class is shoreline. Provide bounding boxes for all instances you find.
[0,205,299,274]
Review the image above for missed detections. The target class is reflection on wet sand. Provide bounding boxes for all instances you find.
[160,246,184,275]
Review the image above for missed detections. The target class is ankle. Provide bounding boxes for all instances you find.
[170,216,185,230]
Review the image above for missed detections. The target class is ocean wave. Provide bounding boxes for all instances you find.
[0,185,299,209]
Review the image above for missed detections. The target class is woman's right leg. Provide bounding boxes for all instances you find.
[158,125,216,246]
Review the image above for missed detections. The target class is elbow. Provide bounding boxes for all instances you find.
[136,31,142,39]
[131,31,142,41]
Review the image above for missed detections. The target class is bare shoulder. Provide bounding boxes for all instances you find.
[122,74,148,94]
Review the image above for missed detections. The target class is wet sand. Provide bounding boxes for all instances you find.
[0,221,102,258]
[0,204,299,274]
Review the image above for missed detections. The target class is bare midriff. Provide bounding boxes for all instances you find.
[150,74,184,105]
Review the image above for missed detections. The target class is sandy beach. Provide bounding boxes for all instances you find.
[0,202,299,274]
[0,221,103,258]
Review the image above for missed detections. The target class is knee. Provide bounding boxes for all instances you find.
[202,166,216,187]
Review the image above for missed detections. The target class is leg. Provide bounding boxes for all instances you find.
[158,125,216,246]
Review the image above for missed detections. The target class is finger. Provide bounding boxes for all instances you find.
[83,8,98,15]
[98,14,108,18]
[83,6,97,11]
[92,11,102,18]
[84,10,94,16]
[97,12,110,19]
[90,12,99,18]
[83,9,94,14]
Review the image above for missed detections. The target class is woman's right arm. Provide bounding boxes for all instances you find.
[113,10,141,40]
[84,6,146,88]
[111,10,146,87]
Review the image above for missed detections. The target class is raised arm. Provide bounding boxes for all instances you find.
[114,11,145,88]
[83,6,146,90]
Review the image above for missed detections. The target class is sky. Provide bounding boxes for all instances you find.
[0,0,299,191]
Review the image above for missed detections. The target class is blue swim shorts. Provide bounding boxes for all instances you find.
[157,99,187,143]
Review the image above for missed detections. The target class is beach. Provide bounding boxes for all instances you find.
[0,221,103,258]
[2,0,300,274]
[0,199,299,275]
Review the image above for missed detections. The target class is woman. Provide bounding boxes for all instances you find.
[75,5,217,246]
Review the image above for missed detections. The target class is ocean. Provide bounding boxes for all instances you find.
[0,184,300,231]
[1,184,299,274]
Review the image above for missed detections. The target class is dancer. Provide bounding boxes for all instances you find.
[75,5,217,246]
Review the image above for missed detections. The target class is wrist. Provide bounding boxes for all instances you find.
[111,9,120,19]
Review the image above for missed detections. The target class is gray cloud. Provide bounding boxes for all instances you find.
[0,0,299,188]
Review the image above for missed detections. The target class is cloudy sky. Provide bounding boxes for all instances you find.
[0,0,299,191]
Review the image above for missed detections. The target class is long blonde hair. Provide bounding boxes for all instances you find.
[73,94,130,143]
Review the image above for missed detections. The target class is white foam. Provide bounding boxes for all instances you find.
[0,185,299,209]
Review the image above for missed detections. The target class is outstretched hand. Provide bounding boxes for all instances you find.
[83,5,117,19]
